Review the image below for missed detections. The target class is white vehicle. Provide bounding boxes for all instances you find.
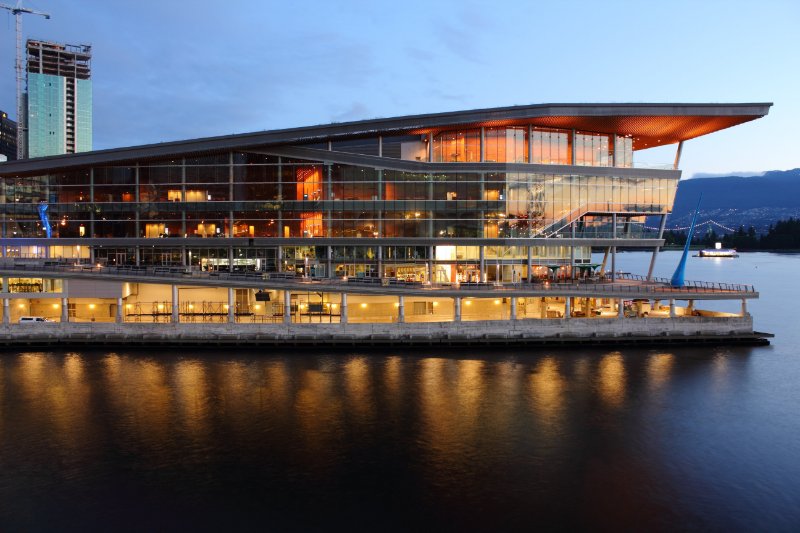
[18,316,51,324]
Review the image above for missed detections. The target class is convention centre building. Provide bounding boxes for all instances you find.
[0,103,772,346]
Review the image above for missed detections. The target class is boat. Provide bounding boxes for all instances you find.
[698,242,739,258]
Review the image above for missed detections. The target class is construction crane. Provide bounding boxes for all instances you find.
[1,1,50,160]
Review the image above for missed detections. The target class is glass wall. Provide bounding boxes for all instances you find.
[484,127,527,163]
[432,129,480,162]
[0,140,675,239]
[531,128,571,164]
[575,132,612,167]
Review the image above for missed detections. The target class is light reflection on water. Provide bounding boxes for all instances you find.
[0,253,799,530]
[0,347,796,530]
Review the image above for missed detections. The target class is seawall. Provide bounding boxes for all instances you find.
[0,316,768,348]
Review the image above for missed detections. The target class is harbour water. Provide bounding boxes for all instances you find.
[1,251,798,530]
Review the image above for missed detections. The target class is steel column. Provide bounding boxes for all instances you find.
[171,285,179,323]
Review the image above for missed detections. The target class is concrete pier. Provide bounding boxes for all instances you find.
[0,316,768,348]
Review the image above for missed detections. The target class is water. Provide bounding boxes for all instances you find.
[1,251,799,531]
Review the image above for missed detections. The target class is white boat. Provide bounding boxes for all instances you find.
[698,242,738,257]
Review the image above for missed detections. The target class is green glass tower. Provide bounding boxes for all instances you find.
[25,40,92,158]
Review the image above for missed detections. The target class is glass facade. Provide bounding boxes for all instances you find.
[0,158,675,241]
[75,79,93,153]
[27,73,66,158]
[0,116,680,283]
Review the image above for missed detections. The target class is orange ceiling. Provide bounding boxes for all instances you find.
[419,115,762,150]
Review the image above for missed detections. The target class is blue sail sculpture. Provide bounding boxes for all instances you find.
[38,203,52,239]
[670,195,702,287]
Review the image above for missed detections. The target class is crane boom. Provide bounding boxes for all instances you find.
[1,1,50,160]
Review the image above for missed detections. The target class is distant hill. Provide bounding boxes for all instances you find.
[664,168,800,233]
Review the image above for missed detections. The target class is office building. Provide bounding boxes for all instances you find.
[25,40,92,158]
[0,110,16,161]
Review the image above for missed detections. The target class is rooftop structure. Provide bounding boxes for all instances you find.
[0,102,772,345]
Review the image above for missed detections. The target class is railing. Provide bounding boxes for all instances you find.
[0,259,756,295]
[617,273,755,293]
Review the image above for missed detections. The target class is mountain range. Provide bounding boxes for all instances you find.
[662,168,800,234]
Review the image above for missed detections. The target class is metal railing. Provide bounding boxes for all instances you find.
[617,273,755,293]
[0,258,756,296]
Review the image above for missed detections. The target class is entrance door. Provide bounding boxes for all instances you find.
[115,251,127,266]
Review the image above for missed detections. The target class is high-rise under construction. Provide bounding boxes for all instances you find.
[25,39,92,158]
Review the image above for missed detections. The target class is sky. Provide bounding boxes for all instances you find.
[1,0,798,178]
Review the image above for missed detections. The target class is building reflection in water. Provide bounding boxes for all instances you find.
[102,354,172,446]
[597,352,627,408]
[529,357,565,439]
[418,358,458,465]
[15,352,92,454]
[294,361,344,464]
[382,355,403,411]
[647,353,675,393]
[344,356,375,423]
[173,359,211,441]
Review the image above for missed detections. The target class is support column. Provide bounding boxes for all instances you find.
[134,164,140,237]
[171,285,179,323]
[116,297,123,324]
[618,298,625,318]
[181,158,187,236]
[283,290,291,324]
[527,245,533,282]
[510,297,517,320]
[340,293,348,324]
[741,299,747,317]
[398,295,405,323]
[327,246,333,279]
[277,156,283,235]
[454,297,461,322]
[611,246,617,282]
[564,297,571,319]
[669,299,676,318]
[326,164,333,237]
[229,151,235,238]
[377,245,383,279]
[647,214,668,281]
[228,287,235,323]
[673,140,684,170]
[599,247,609,276]
[611,213,618,282]
[571,129,577,165]
[570,222,576,279]
[428,246,434,283]
[89,167,95,238]
[2,298,8,325]
[479,246,485,282]
[528,124,533,163]
[480,127,485,162]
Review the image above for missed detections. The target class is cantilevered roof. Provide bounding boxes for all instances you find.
[0,102,771,175]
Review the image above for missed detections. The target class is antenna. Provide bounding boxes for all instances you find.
[0,1,51,159]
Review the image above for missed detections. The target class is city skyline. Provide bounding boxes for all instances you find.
[0,0,797,178]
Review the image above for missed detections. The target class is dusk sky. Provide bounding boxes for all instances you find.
[1,0,797,178]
